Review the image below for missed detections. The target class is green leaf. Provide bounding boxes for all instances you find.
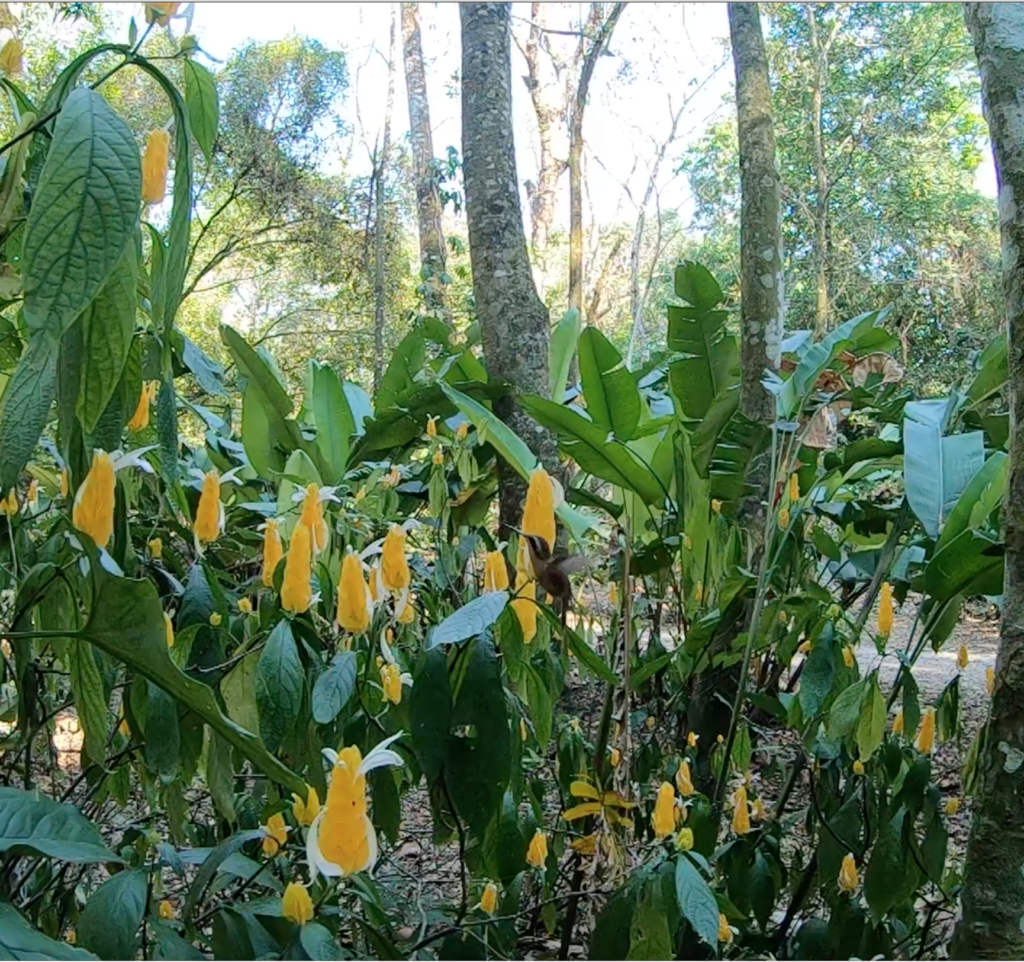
[674,853,719,947]
[447,638,510,838]
[377,326,428,411]
[240,382,284,479]
[667,295,738,422]
[750,851,776,930]
[937,451,1008,551]
[204,729,237,824]
[579,326,641,440]
[627,884,674,960]
[0,903,98,960]
[183,60,218,162]
[731,720,752,773]
[674,261,723,312]
[312,650,357,725]
[0,333,58,490]
[142,682,181,782]
[541,607,617,684]
[519,662,554,750]
[76,243,137,433]
[68,640,108,764]
[924,529,1004,603]
[428,591,508,649]
[856,677,886,761]
[827,679,866,742]
[410,648,450,783]
[309,360,354,484]
[439,383,593,540]
[370,766,400,846]
[181,334,226,397]
[81,563,305,797]
[182,830,265,920]
[549,307,581,402]
[483,791,526,884]
[77,869,147,961]
[221,651,260,736]
[22,88,140,338]
[0,787,118,863]
[521,395,664,504]
[818,796,862,884]
[864,809,910,921]
[300,922,344,961]
[798,631,836,719]
[256,620,304,754]
[222,324,292,418]
[966,334,1007,407]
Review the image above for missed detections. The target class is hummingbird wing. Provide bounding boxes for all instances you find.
[555,555,590,577]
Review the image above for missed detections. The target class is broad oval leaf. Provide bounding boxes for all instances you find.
[0,903,98,960]
[410,647,451,783]
[312,650,357,725]
[0,787,119,863]
[77,868,147,961]
[184,60,219,162]
[0,334,59,490]
[674,853,720,947]
[22,88,140,338]
[428,591,508,649]
[67,640,108,765]
[578,325,641,440]
[549,307,581,403]
[309,360,354,484]
[256,620,304,753]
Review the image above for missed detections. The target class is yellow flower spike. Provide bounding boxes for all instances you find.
[282,881,314,926]
[25,478,38,509]
[711,499,722,514]
[0,487,16,517]
[456,422,469,440]
[480,881,498,915]
[292,786,321,827]
[843,646,855,669]
[676,760,695,797]
[693,582,704,605]
[789,473,800,502]
[682,532,692,550]
[396,595,416,625]
[426,416,438,437]
[146,2,181,25]
[73,451,116,546]
[570,834,598,855]
[142,129,170,205]
[778,507,790,529]
[432,448,444,466]
[526,830,548,869]
[367,563,383,604]
[148,537,163,559]
[674,827,694,852]
[511,573,537,643]
[381,524,411,593]
[798,640,812,655]
[520,718,528,742]
[521,468,556,548]
[652,782,676,838]
[262,812,288,857]
[262,519,284,587]
[164,612,174,648]
[336,551,371,634]
[838,853,858,893]
[608,582,619,606]
[718,913,733,944]
[732,785,751,835]
[299,484,330,555]
[281,523,313,614]
[916,708,936,755]
[852,760,865,776]
[65,929,76,945]
[238,597,253,614]
[381,663,402,704]
[944,796,961,816]
[987,667,995,696]
[878,582,894,637]
[158,900,175,921]
[717,734,724,744]
[687,731,699,749]
[209,612,222,627]
[752,798,766,820]
[483,550,510,593]
[609,747,621,768]
[0,38,24,77]
[958,642,969,671]
[194,469,222,546]
[382,467,401,488]
[128,381,156,432]
[355,486,367,503]
[59,469,69,498]
[892,710,904,734]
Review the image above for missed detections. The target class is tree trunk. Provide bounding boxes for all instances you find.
[953,6,1024,958]
[807,4,830,334]
[401,2,450,320]
[372,9,397,395]
[567,3,625,316]
[461,2,558,535]
[729,1,784,425]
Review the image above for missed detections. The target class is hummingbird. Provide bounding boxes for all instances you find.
[510,528,589,606]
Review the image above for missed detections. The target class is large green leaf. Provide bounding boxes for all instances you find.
[856,677,886,761]
[311,650,357,725]
[667,303,738,422]
[965,334,1007,407]
[76,242,137,433]
[674,853,719,948]
[428,592,508,649]
[309,360,354,484]
[222,324,293,418]
[674,261,724,312]
[936,451,1007,551]
[410,648,450,783]
[256,620,304,754]
[80,562,305,796]
[78,869,147,961]
[864,809,913,921]
[377,326,428,411]
[67,640,107,764]
[578,326,641,440]
[0,333,58,489]
[521,395,664,505]
[0,903,98,961]
[439,383,593,539]
[22,88,140,338]
[549,307,581,402]
[923,529,1004,603]
[0,787,118,862]
[184,60,219,162]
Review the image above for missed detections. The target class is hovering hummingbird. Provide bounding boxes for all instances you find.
[510,528,589,606]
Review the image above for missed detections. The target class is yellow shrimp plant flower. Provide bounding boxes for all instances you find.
[73,448,155,547]
[675,760,695,797]
[878,582,894,637]
[337,550,372,634]
[482,549,510,593]
[282,881,314,925]
[652,782,676,838]
[292,786,321,827]
[838,853,858,893]
[916,707,936,755]
[732,784,751,835]
[262,812,288,857]
[281,523,313,614]
[526,830,548,869]
[480,882,498,915]
[306,733,404,880]
[511,573,537,643]
[381,524,411,593]
[292,483,340,556]
[142,129,170,204]
[128,381,158,432]
[261,519,284,587]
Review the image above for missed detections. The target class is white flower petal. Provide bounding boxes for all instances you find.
[98,548,124,577]
[362,815,379,875]
[292,488,309,503]
[322,747,339,767]
[189,467,206,481]
[400,672,413,686]
[359,749,404,776]
[319,486,342,502]
[306,811,343,882]
[359,538,385,560]
[114,446,158,473]
[381,635,396,666]
[221,466,244,485]
[401,518,422,532]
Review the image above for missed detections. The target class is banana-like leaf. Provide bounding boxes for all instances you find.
[549,307,581,403]
[578,325,641,440]
[965,334,1007,408]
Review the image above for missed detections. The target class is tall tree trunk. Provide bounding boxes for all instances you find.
[807,4,831,333]
[953,6,1024,957]
[461,2,558,534]
[372,9,397,394]
[729,1,784,425]
[401,2,450,320]
[567,2,625,316]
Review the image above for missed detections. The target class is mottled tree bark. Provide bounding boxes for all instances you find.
[954,6,1024,958]
[461,2,558,534]
[401,3,449,319]
[373,9,397,394]
[806,4,835,334]
[729,2,784,424]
